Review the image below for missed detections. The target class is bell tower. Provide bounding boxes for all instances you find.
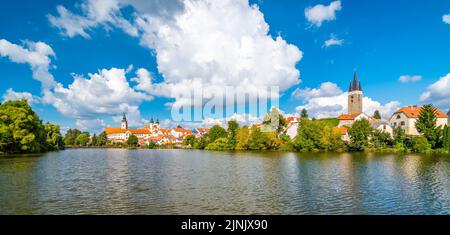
[348,72,363,115]
[121,113,128,130]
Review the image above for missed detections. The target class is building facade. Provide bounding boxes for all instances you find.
[389,106,448,135]
[348,72,363,115]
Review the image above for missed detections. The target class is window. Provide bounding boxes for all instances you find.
[393,122,397,127]
[396,115,401,119]
[400,121,405,126]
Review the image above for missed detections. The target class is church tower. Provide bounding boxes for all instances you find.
[121,113,128,130]
[348,72,363,115]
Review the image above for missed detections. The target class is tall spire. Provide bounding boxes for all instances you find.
[358,81,362,91]
[150,117,154,123]
[122,113,126,121]
[348,82,352,92]
[352,71,358,91]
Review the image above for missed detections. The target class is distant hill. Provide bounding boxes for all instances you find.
[316,118,339,127]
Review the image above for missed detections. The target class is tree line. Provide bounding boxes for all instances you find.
[183,105,450,154]
[0,100,64,154]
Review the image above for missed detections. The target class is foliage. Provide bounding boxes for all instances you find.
[347,119,373,151]
[205,138,233,151]
[183,134,197,147]
[97,131,107,146]
[0,100,56,153]
[127,134,139,146]
[316,118,339,127]
[373,110,382,119]
[44,122,64,151]
[147,140,157,149]
[279,134,294,151]
[411,136,431,153]
[247,126,278,150]
[235,126,250,150]
[194,135,209,150]
[415,104,441,148]
[371,130,394,148]
[227,120,239,148]
[262,108,287,134]
[319,125,343,151]
[75,133,90,146]
[300,108,309,119]
[293,119,323,151]
[443,125,450,151]
[208,125,227,143]
[64,129,82,146]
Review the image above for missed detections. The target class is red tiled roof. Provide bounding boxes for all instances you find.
[337,112,363,120]
[130,129,151,134]
[393,106,448,118]
[104,127,126,134]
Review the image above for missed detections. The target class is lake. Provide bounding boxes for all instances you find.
[0,149,449,215]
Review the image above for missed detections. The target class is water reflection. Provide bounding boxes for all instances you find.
[0,149,449,215]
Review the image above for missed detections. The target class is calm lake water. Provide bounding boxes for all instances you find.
[0,149,449,215]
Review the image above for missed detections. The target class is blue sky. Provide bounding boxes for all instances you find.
[1,0,449,133]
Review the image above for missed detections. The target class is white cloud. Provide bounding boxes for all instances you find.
[443,14,450,24]
[0,39,55,90]
[399,75,422,83]
[43,67,152,127]
[292,82,342,100]
[295,82,400,118]
[2,88,40,104]
[49,0,303,107]
[323,34,344,48]
[76,118,105,131]
[305,1,342,27]
[419,73,450,109]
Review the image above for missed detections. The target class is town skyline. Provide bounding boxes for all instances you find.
[1,0,450,134]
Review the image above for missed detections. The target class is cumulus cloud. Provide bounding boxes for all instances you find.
[2,88,40,104]
[49,0,303,107]
[305,1,342,27]
[76,118,105,131]
[419,73,450,109]
[399,75,422,83]
[42,67,152,126]
[323,34,344,48]
[0,39,55,90]
[443,14,450,24]
[292,82,342,100]
[295,82,400,118]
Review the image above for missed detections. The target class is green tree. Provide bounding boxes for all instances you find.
[194,135,209,149]
[300,108,309,119]
[76,133,90,146]
[411,136,431,153]
[293,119,323,151]
[205,137,232,151]
[127,134,139,146]
[319,125,343,151]
[236,126,250,150]
[415,104,440,148]
[371,130,393,148]
[347,119,373,151]
[147,140,157,149]
[91,134,98,146]
[227,120,240,149]
[373,110,382,119]
[44,122,64,151]
[64,129,82,146]
[97,131,107,146]
[262,108,286,134]
[0,100,47,153]
[208,125,227,143]
[247,126,276,150]
[442,125,450,151]
[183,134,197,147]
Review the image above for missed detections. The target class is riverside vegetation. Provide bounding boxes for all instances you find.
[1,100,449,154]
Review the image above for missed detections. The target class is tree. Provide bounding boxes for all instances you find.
[44,122,64,151]
[236,126,250,150]
[183,134,197,147]
[262,108,286,134]
[227,120,239,148]
[411,136,431,153]
[371,130,393,148]
[300,108,309,119]
[319,125,343,151]
[442,125,450,151]
[75,133,90,146]
[415,104,441,148]
[373,110,382,119]
[91,134,98,146]
[208,125,227,143]
[205,138,232,151]
[293,119,323,151]
[194,135,209,149]
[97,131,108,146]
[0,100,47,153]
[176,125,183,128]
[247,126,274,150]
[347,119,373,151]
[64,129,82,146]
[147,140,157,149]
[127,134,139,146]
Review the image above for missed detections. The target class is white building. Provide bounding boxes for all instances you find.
[389,106,448,136]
